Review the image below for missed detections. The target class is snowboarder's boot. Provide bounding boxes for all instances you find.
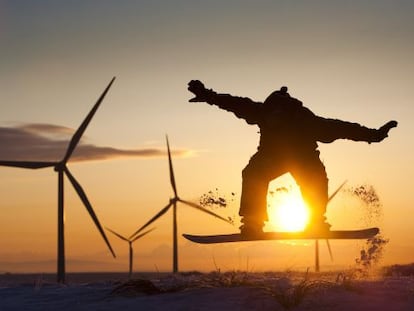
[239,217,264,237]
[306,216,331,234]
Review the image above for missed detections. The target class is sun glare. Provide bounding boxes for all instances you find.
[268,188,309,232]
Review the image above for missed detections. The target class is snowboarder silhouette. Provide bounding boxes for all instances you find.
[188,80,397,235]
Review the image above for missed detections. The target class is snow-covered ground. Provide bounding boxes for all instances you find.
[1,268,413,310]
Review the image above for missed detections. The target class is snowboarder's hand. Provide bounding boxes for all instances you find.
[370,120,398,143]
[188,80,212,102]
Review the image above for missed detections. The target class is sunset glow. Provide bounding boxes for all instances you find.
[268,189,310,232]
[0,1,411,273]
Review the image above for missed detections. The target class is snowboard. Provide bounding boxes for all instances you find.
[183,227,379,244]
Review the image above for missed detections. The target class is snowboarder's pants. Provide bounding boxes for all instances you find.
[239,150,329,225]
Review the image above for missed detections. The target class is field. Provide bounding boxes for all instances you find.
[1,264,414,310]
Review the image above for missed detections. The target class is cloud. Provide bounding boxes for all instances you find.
[0,123,191,162]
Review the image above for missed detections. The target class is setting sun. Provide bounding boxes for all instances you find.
[267,187,310,232]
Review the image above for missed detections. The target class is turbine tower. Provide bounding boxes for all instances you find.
[0,77,116,283]
[106,227,155,278]
[315,180,347,272]
[130,136,232,273]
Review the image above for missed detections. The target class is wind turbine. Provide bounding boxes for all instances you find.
[130,136,232,273]
[106,227,155,278]
[0,77,116,283]
[314,180,347,272]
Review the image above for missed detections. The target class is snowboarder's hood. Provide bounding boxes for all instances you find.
[263,91,303,109]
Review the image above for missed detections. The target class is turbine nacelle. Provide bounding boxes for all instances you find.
[170,197,179,204]
[54,162,67,172]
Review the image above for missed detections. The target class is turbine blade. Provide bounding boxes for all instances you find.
[64,167,116,258]
[0,160,56,169]
[131,227,156,243]
[328,180,347,203]
[129,203,172,239]
[166,135,178,197]
[63,77,116,163]
[326,239,334,261]
[105,227,129,242]
[179,199,233,224]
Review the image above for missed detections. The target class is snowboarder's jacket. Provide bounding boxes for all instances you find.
[203,90,377,155]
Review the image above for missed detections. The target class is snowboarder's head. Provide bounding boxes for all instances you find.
[263,86,303,110]
[264,86,290,105]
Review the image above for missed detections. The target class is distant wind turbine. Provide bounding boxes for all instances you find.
[0,77,116,283]
[315,180,348,272]
[130,136,232,273]
[106,227,155,278]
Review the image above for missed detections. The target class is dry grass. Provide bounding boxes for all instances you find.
[108,268,374,310]
[382,263,414,277]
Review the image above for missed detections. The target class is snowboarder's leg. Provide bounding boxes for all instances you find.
[291,153,330,232]
[239,153,284,235]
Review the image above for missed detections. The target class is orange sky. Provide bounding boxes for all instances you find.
[0,1,413,274]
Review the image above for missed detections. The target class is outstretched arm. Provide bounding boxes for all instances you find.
[315,117,398,144]
[188,80,262,124]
